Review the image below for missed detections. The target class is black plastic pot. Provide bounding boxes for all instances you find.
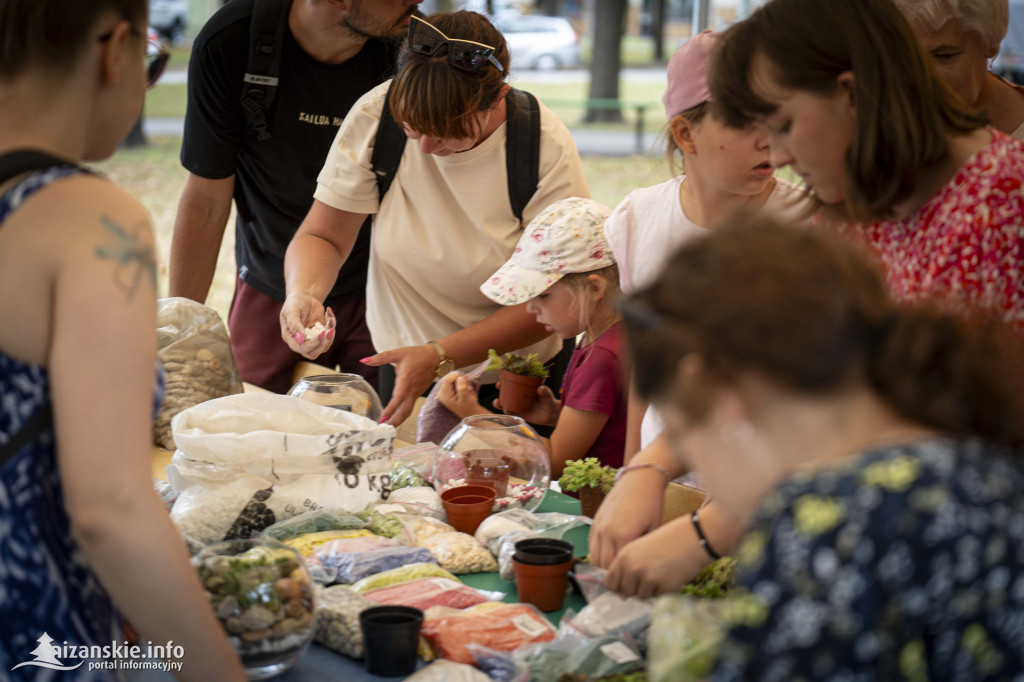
[513,538,574,566]
[359,606,423,677]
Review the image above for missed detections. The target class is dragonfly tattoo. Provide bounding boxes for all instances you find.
[95,215,157,303]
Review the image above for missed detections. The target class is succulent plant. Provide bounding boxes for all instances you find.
[486,349,550,378]
[558,457,616,495]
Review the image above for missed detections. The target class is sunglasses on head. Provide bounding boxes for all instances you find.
[98,28,170,88]
[407,15,504,73]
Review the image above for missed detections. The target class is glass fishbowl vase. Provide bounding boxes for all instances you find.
[434,414,551,512]
[287,373,383,423]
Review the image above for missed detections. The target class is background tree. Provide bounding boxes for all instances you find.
[535,0,563,14]
[649,0,666,63]
[584,0,626,123]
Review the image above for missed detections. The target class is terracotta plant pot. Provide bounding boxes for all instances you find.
[441,486,497,535]
[513,558,574,612]
[464,448,513,497]
[578,486,607,518]
[440,485,498,502]
[513,538,574,565]
[498,369,545,413]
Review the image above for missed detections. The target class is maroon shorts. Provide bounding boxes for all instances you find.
[227,276,378,394]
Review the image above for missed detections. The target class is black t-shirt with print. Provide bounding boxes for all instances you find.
[181,0,395,305]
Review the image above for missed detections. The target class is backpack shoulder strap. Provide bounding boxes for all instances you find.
[370,85,542,218]
[371,81,407,202]
[505,88,541,224]
[241,0,290,142]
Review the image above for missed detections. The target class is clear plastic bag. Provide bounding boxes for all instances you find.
[405,660,492,682]
[313,585,376,659]
[280,529,375,558]
[475,509,589,555]
[154,297,243,451]
[392,442,440,485]
[397,515,456,546]
[386,487,444,516]
[391,462,429,490]
[420,601,556,665]
[348,563,458,594]
[466,644,531,682]
[571,561,612,603]
[497,530,542,582]
[648,594,730,682]
[419,531,498,575]
[357,507,412,542]
[416,362,489,445]
[363,577,503,611]
[311,537,438,584]
[260,509,367,542]
[568,591,655,641]
[508,628,645,682]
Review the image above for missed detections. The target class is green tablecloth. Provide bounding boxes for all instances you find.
[460,488,589,625]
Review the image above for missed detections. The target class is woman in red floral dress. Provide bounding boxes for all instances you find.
[710,0,1024,336]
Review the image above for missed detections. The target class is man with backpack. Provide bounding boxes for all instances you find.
[170,0,422,393]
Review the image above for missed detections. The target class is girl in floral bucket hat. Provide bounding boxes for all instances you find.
[439,197,627,477]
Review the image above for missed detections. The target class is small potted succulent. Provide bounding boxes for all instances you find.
[486,349,550,413]
[558,457,617,518]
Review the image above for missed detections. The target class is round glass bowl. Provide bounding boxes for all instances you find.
[434,415,551,512]
[287,373,383,422]
[194,538,317,679]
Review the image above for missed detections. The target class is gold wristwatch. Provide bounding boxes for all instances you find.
[426,340,455,378]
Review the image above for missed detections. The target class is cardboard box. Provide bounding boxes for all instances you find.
[661,481,707,525]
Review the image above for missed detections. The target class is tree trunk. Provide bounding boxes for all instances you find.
[535,0,562,15]
[121,111,147,149]
[651,0,666,63]
[584,0,626,123]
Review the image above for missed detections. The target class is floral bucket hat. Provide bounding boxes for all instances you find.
[481,197,614,306]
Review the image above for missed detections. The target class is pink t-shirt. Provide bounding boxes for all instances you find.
[835,129,1024,335]
[559,323,627,469]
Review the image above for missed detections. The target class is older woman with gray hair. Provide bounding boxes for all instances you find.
[895,0,1024,138]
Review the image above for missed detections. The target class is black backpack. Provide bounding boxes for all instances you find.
[240,0,542,222]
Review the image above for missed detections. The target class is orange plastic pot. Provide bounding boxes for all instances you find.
[440,485,498,503]
[498,369,545,413]
[513,557,574,612]
[441,486,496,535]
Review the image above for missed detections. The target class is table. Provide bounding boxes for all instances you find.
[130,489,588,681]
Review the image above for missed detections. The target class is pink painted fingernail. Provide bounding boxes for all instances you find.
[360,356,373,363]
[318,331,325,341]
[296,332,305,344]
[327,329,335,339]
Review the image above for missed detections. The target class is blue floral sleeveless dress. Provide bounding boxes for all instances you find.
[0,166,164,681]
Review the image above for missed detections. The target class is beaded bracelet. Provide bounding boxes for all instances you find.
[691,510,722,561]
[613,461,672,484]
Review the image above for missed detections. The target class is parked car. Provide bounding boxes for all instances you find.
[994,0,1024,84]
[149,0,188,44]
[495,14,581,71]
